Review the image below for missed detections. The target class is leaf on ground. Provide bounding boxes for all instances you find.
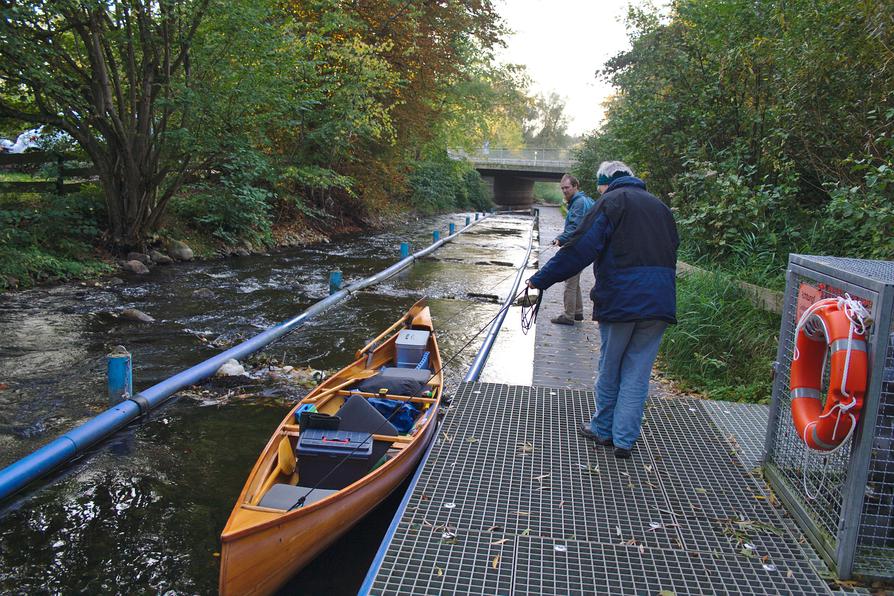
[695,487,707,494]
[490,538,510,545]
[644,464,653,473]
[515,511,530,516]
[533,473,550,481]
[516,442,535,454]
[435,566,443,577]
[442,432,452,443]
[658,591,676,596]
[521,528,531,536]
[486,525,502,532]
[467,437,478,444]
[492,555,501,569]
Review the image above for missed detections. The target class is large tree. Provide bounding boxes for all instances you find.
[0,0,209,249]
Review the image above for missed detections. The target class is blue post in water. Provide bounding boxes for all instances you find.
[329,270,342,295]
[465,215,470,226]
[107,347,132,404]
[475,213,479,220]
[449,223,455,235]
[400,242,409,258]
[432,230,440,243]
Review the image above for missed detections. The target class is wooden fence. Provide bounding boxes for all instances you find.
[0,152,97,195]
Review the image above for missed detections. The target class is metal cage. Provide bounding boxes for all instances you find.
[764,254,894,580]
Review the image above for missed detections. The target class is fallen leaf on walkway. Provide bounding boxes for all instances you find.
[486,525,502,532]
[517,442,535,454]
[490,538,510,545]
[435,566,443,577]
[521,528,531,536]
[533,473,550,481]
[658,591,676,596]
[492,555,501,569]
[442,432,452,443]
[695,487,707,494]
[467,437,478,444]
[644,464,653,473]
[515,511,530,516]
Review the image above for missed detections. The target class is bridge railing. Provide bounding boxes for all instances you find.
[449,147,575,168]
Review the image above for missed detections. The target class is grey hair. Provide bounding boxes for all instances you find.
[597,160,634,181]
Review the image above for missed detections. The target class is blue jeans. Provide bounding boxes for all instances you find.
[589,320,667,449]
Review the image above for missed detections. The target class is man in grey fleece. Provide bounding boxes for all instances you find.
[550,174,595,325]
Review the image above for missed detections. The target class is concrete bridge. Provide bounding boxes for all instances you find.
[451,147,576,208]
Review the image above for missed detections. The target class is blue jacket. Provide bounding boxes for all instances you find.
[530,176,679,323]
[556,191,595,245]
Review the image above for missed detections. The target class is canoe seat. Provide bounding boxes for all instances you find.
[258,484,338,510]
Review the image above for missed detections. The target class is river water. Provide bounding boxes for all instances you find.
[0,213,537,594]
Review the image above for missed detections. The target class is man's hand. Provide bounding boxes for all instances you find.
[551,239,560,246]
[526,279,536,289]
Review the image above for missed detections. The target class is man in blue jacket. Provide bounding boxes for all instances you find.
[527,161,678,458]
[550,174,595,325]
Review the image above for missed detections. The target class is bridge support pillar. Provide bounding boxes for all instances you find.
[493,174,534,209]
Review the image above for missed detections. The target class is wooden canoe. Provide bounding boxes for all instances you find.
[219,299,442,595]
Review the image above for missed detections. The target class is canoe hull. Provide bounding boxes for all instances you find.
[219,417,435,596]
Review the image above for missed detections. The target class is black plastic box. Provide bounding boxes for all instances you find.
[297,429,374,489]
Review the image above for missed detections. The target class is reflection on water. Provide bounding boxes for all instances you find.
[0,213,535,594]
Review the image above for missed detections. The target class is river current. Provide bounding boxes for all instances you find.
[0,212,536,594]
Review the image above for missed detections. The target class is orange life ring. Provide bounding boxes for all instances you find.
[789,298,867,451]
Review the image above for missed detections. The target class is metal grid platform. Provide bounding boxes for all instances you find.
[702,400,769,470]
[366,383,838,595]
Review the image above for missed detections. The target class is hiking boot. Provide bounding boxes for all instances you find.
[577,422,613,446]
[614,447,632,459]
[574,314,584,321]
[551,314,575,326]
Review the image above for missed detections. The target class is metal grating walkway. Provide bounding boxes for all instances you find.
[367,383,839,595]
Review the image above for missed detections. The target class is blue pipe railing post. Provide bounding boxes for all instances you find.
[449,223,455,235]
[107,347,132,404]
[400,242,409,258]
[432,230,440,243]
[329,270,343,295]
[465,215,470,226]
[475,213,479,220]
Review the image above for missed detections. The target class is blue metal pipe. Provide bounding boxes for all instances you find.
[463,213,537,382]
[0,214,492,503]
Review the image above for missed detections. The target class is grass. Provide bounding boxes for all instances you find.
[659,267,780,403]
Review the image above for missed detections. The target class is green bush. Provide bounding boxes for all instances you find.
[172,149,274,246]
[0,188,110,288]
[408,156,491,213]
[659,269,780,403]
[534,181,563,204]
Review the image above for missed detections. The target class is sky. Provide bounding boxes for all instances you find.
[495,0,635,138]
